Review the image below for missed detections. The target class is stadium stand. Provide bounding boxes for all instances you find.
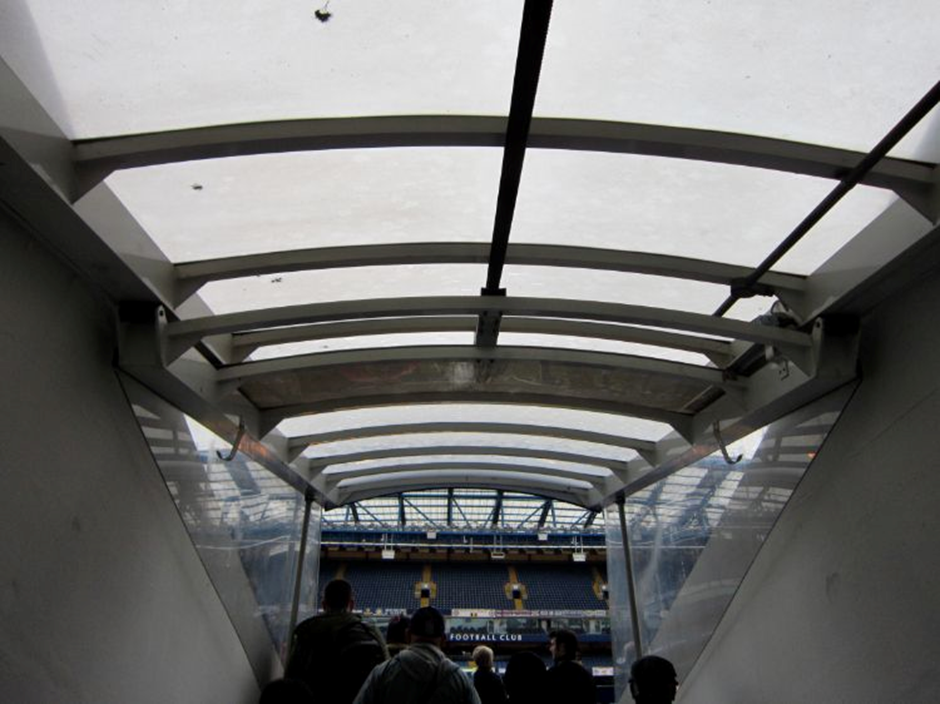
[514,563,605,610]
[427,562,512,611]
[327,560,423,612]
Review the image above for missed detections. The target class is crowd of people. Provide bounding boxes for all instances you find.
[260,579,678,704]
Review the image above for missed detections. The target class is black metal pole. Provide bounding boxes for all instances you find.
[288,493,314,641]
[617,494,644,660]
[714,78,940,317]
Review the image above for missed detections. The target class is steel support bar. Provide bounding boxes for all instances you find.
[714,78,940,315]
[310,444,624,473]
[287,493,314,643]
[216,344,738,390]
[73,117,934,201]
[617,495,644,660]
[231,314,735,367]
[338,475,601,510]
[173,243,805,303]
[165,296,811,360]
[320,461,608,489]
[287,421,658,464]
[258,390,694,440]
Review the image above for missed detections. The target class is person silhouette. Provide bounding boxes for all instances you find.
[628,655,678,704]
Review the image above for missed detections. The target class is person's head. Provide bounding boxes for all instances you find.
[258,678,314,704]
[629,655,678,703]
[472,645,495,671]
[407,607,447,648]
[322,578,354,613]
[386,614,411,645]
[504,651,547,701]
[548,628,579,662]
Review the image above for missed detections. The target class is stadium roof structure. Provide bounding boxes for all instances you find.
[3,1,939,512]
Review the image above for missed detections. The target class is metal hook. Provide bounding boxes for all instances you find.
[217,418,246,461]
[713,420,743,465]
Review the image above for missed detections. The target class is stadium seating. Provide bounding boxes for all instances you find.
[514,563,604,610]
[429,563,511,610]
[323,559,423,612]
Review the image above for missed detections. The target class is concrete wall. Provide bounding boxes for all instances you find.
[0,211,259,703]
[678,267,940,703]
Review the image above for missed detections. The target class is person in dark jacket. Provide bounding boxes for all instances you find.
[628,655,678,704]
[353,607,480,704]
[285,579,389,704]
[471,645,507,704]
[503,651,547,704]
[546,629,595,704]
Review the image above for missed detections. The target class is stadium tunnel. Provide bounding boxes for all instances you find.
[2,2,940,703]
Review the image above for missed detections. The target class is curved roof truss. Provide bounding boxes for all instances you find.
[4,1,938,510]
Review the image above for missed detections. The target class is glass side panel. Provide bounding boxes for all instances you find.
[603,383,853,700]
[536,1,940,161]
[107,148,502,262]
[3,0,523,138]
[511,151,898,275]
[121,375,321,668]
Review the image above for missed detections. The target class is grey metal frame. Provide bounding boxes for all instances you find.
[165,295,812,362]
[73,116,935,211]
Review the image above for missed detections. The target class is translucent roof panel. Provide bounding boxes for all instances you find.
[278,404,673,443]
[511,151,899,275]
[239,357,716,415]
[249,333,476,361]
[196,265,485,315]
[536,1,940,161]
[2,1,523,138]
[107,149,502,261]
[496,333,710,366]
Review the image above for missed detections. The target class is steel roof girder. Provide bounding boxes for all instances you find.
[165,295,813,361]
[216,343,738,391]
[320,461,609,493]
[72,116,936,201]
[256,390,695,439]
[172,242,806,305]
[309,445,628,473]
[231,315,735,367]
[286,421,655,463]
[333,474,604,511]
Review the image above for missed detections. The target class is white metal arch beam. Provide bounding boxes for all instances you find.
[287,421,658,464]
[309,445,627,475]
[319,461,608,490]
[332,469,604,509]
[257,391,696,440]
[164,296,812,362]
[229,315,734,366]
[172,243,806,305]
[216,344,739,391]
[73,116,935,208]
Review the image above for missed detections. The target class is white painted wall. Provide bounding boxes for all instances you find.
[678,267,940,703]
[0,211,260,703]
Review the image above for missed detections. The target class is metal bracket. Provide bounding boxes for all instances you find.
[712,420,743,465]
[217,418,247,461]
